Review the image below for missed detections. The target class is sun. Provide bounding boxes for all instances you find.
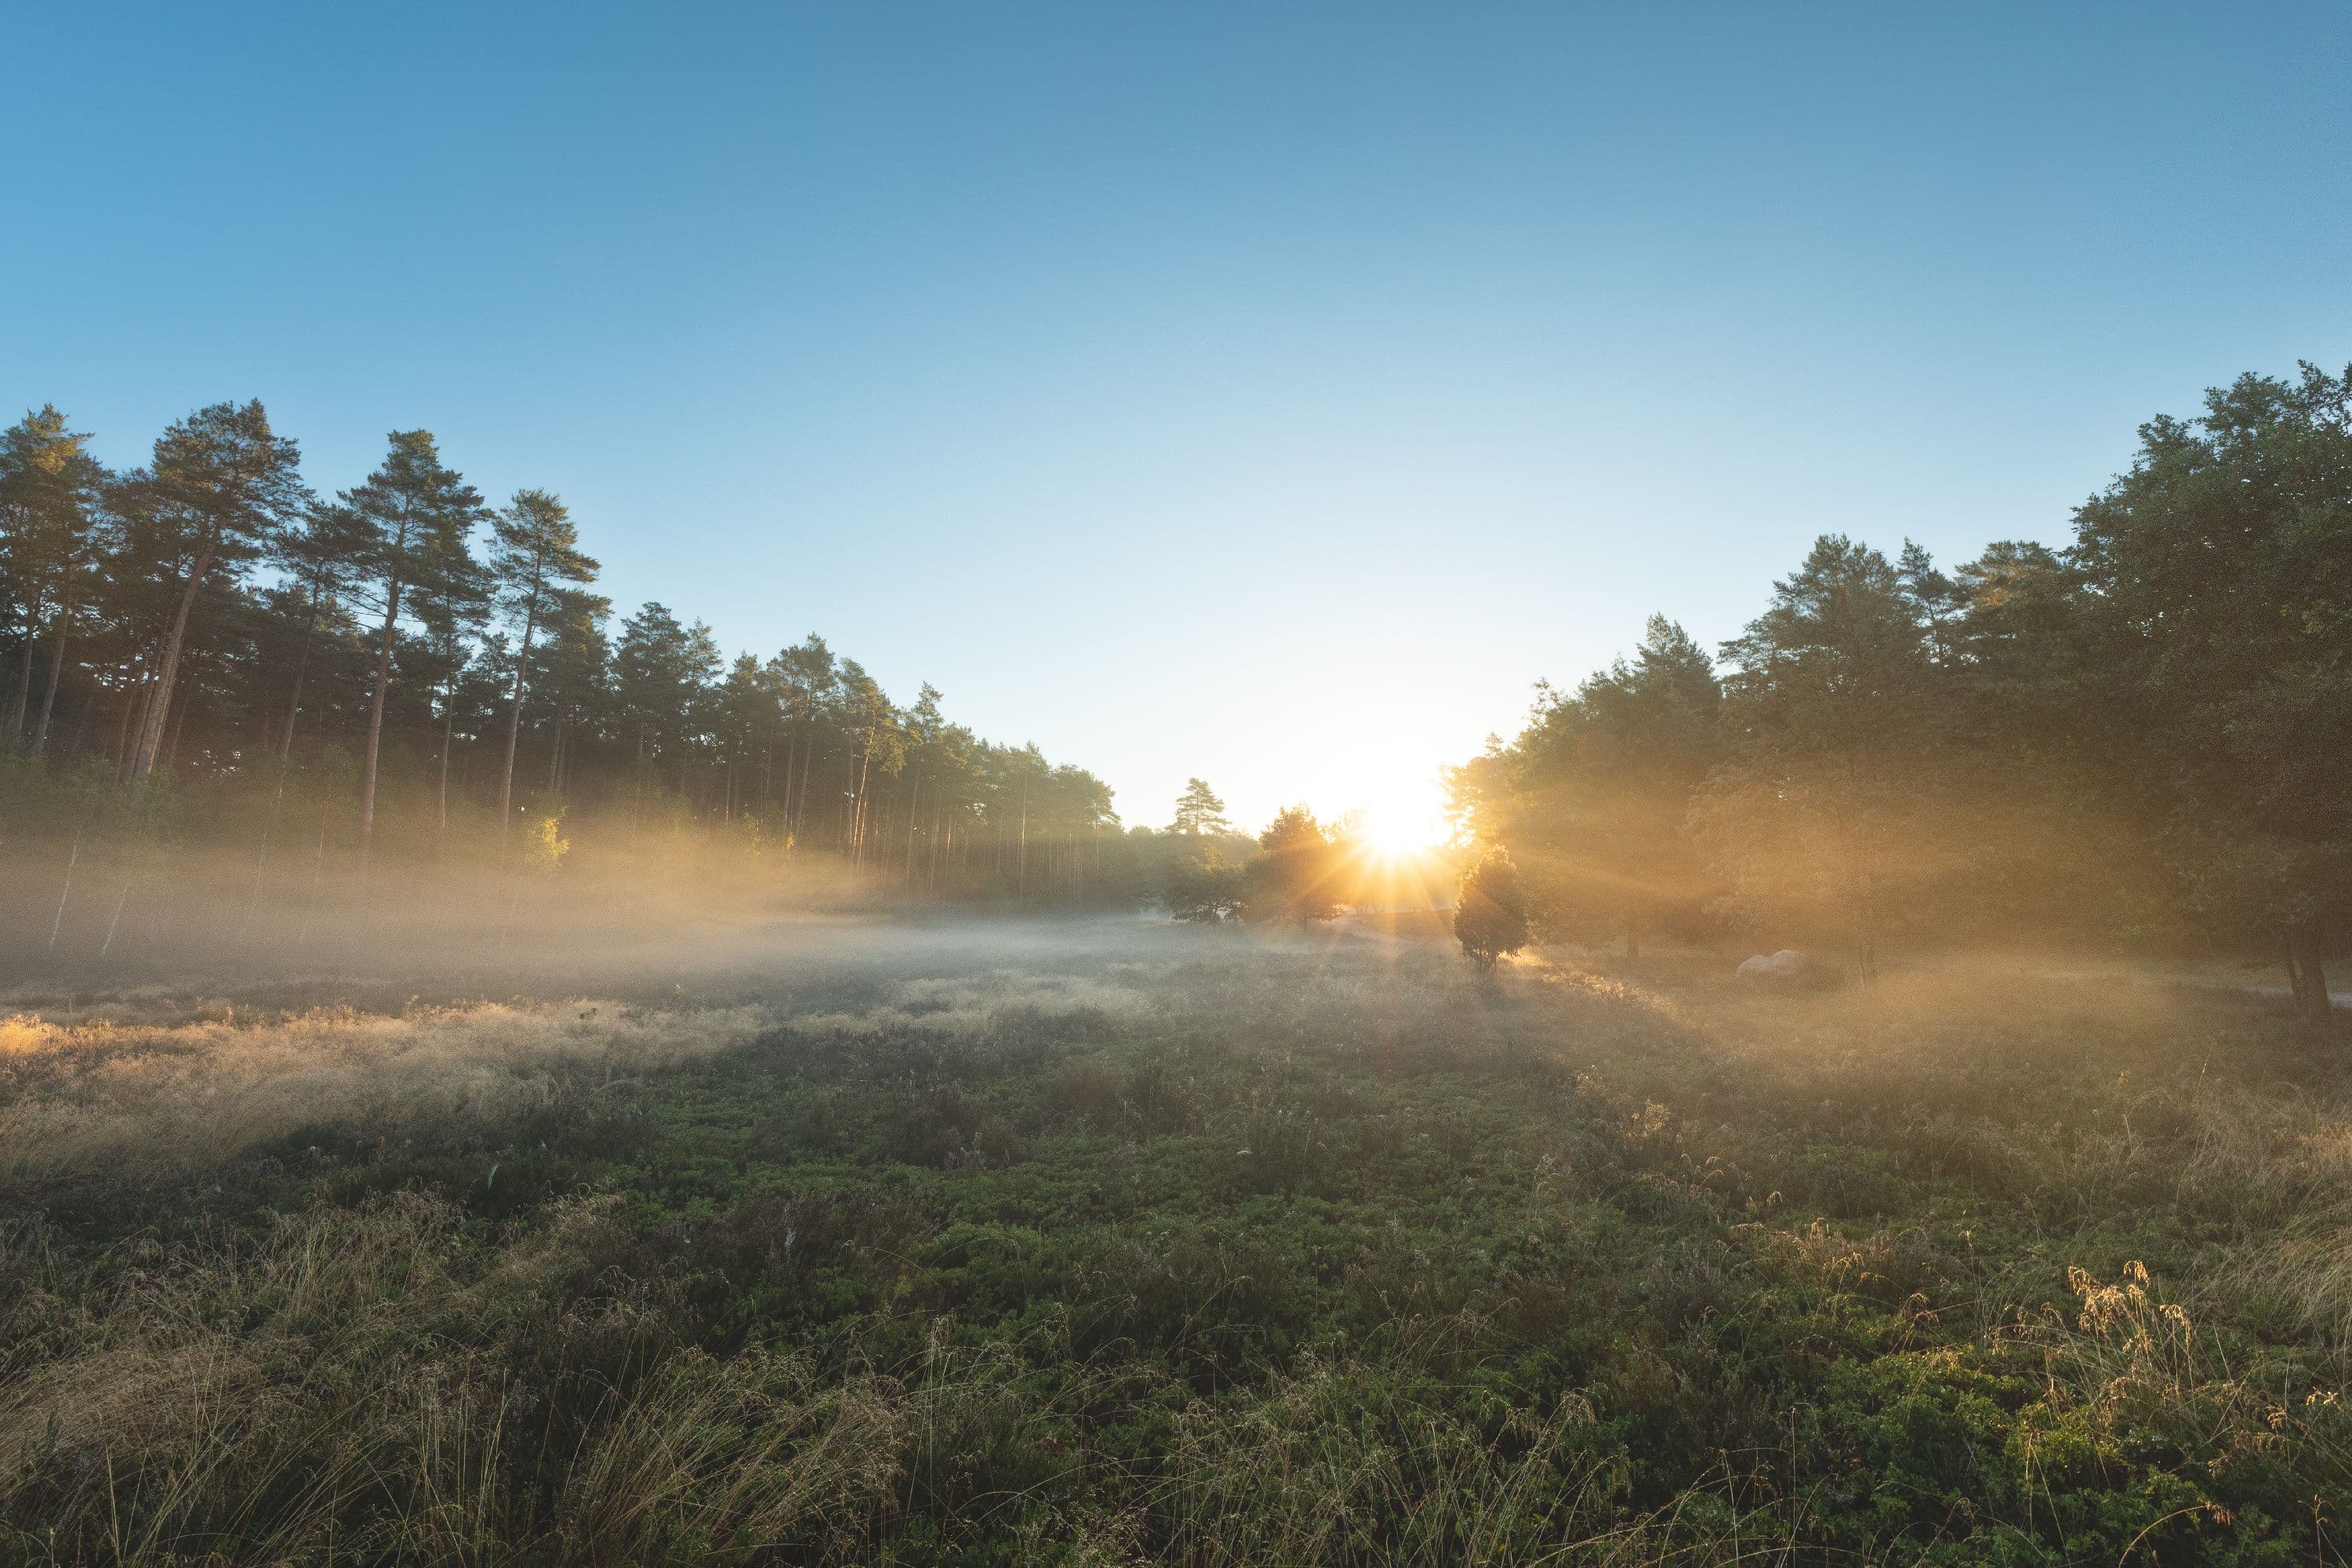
[1352,783,1449,858]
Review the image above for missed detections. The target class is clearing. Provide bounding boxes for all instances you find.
[4,918,2348,1564]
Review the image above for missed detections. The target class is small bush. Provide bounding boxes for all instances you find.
[1454,845,1530,968]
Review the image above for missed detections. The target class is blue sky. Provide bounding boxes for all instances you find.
[6,4,2347,835]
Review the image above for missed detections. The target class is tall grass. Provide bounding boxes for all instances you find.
[4,928,2350,1561]
[0,1193,913,1565]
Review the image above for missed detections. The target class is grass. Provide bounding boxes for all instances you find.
[2,922,2348,1563]
[0,998,769,1182]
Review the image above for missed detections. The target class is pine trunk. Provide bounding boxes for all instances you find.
[497,586,541,851]
[4,587,42,745]
[357,582,401,883]
[281,597,321,762]
[111,656,143,770]
[2288,931,2333,1022]
[31,597,71,754]
[437,669,457,838]
[853,745,873,860]
[163,665,192,767]
[130,543,214,779]
[63,670,92,761]
[793,723,815,845]
[902,778,920,881]
[779,727,798,848]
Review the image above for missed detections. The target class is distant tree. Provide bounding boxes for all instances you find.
[347,431,486,873]
[533,586,613,800]
[1167,855,1245,922]
[408,509,492,833]
[1695,536,1938,982]
[837,659,906,863]
[910,715,980,892]
[1246,805,1345,923]
[488,488,597,848]
[0,406,106,753]
[267,499,372,764]
[1454,615,1722,956]
[0,396,1145,910]
[1171,777,1233,836]
[1930,539,2161,942]
[710,651,771,822]
[1947,540,2089,737]
[1454,845,1530,968]
[768,633,837,845]
[127,401,308,779]
[891,682,952,878]
[1896,539,1963,668]
[2072,363,2352,1018]
[1161,778,1253,917]
[615,602,717,784]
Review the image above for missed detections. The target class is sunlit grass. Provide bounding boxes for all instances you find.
[0,997,768,1182]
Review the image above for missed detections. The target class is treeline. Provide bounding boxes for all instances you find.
[1451,361,2352,1016]
[0,400,1131,902]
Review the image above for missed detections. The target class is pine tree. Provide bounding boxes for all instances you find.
[125,401,307,780]
[268,499,372,763]
[1697,535,1938,981]
[767,634,838,847]
[1171,777,1233,836]
[1461,615,1721,956]
[0,406,106,753]
[347,431,486,875]
[2072,363,2352,1018]
[487,489,597,848]
[408,510,492,834]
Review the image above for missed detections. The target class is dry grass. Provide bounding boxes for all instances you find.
[0,1193,911,1565]
[0,998,767,1182]
[786,968,1159,1038]
[1538,953,2352,1305]
[1155,1347,1617,1566]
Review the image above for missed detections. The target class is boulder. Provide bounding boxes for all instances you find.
[1735,949,1835,989]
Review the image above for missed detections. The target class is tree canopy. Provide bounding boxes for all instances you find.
[0,399,1136,906]
[1453,359,2352,1012]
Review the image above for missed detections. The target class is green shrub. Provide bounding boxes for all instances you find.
[1454,844,1530,967]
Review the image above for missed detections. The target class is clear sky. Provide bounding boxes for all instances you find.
[7,4,2347,837]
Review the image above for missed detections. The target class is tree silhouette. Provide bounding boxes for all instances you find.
[1453,615,1720,957]
[1454,846,1530,969]
[1171,777,1232,836]
[1246,806,1344,923]
[1700,535,1937,982]
[127,401,307,780]
[488,489,597,849]
[0,406,105,753]
[347,430,485,874]
[2074,363,2352,1017]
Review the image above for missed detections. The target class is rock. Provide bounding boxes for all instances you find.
[1736,949,1835,989]
[1734,949,1800,982]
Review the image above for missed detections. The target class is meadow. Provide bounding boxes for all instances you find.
[3,917,2348,1565]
